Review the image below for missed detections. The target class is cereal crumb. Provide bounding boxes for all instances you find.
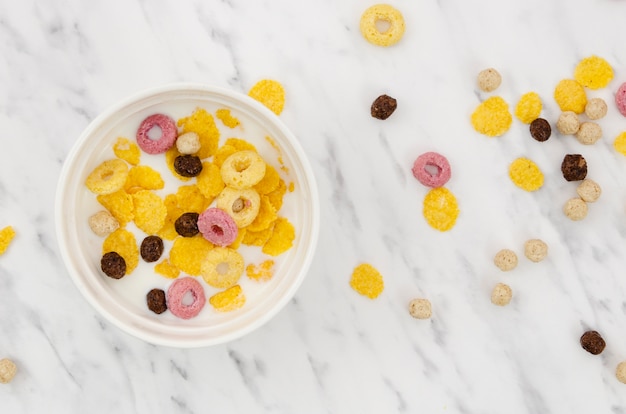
[616,362,626,384]
[0,358,17,384]
[350,263,384,299]
[88,211,120,237]
[508,157,544,192]
[494,249,518,271]
[575,122,602,145]
[613,132,626,156]
[408,298,432,319]
[477,68,502,92]
[556,111,580,135]
[246,260,275,282]
[491,283,512,306]
[175,132,201,155]
[0,226,16,256]
[554,79,587,114]
[154,259,180,279]
[422,187,460,232]
[248,79,285,116]
[524,239,548,263]
[574,55,614,90]
[576,179,601,203]
[580,330,606,355]
[563,198,588,221]
[585,98,608,120]
[471,96,513,137]
[216,108,240,128]
[515,92,542,124]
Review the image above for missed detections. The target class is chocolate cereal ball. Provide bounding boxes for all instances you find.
[146,288,168,314]
[524,239,548,263]
[585,98,608,120]
[477,68,502,92]
[561,154,587,181]
[140,235,164,263]
[529,118,551,142]
[563,198,588,221]
[556,111,580,135]
[371,94,397,120]
[494,249,518,271]
[491,283,512,306]
[175,212,200,237]
[174,155,203,177]
[408,298,432,319]
[101,251,126,279]
[580,330,606,355]
[575,122,602,145]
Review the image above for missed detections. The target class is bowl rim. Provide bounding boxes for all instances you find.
[54,82,320,347]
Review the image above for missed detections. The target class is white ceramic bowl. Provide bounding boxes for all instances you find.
[55,83,319,347]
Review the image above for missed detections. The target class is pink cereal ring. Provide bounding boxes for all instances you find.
[136,113,178,154]
[412,152,452,188]
[197,208,238,247]
[166,277,206,319]
[615,82,626,117]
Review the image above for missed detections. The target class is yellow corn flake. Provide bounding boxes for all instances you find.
[248,79,286,116]
[165,146,192,182]
[102,228,139,274]
[470,96,513,137]
[613,132,626,156]
[242,224,274,246]
[225,137,257,153]
[196,162,225,200]
[158,194,183,241]
[254,164,280,194]
[508,157,544,192]
[213,145,238,168]
[246,260,275,282]
[216,108,240,128]
[423,187,460,232]
[169,236,213,276]
[574,55,613,90]
[175,185,211,213]
[113,137,141,165]
[132,190,167,234]
[0,226,16,255]
[350,263,384,299]
[515,92,542,124]
[209,285,246,312]
[124,165,164,193]
[228,228,246,249]
[177,108,220,159]
[554,79,587,114]
[154,259,180,279]
[85,159,129,195]
[267,178,287,211]
[97,190,134,226]
[262,217,295,256]
[246,196,277,232]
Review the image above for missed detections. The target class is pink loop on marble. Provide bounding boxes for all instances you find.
[166,277,206,319]
[136,113,178,154]
[197,208,239,247]
[615,82,626,117]
[412,152,451,188]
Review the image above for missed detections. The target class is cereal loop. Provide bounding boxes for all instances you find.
[216,187,261,228]
[411,152,451,188]
[220,150,266,189]
[166,277,206,320]
[200,247,244,289]
[85,159,129,195]
[360,4,405,47]
[616,83,626,117]
[197,208,239,247]
[136,113,178,155]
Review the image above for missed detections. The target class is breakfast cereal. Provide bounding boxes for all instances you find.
[575,122,602,145]
[220,150,266,189]
[359,4,405,47]
[471,96,513,137]
[422,187,460,232]
[616,362,626,384]
[529,118,551,142]
[200,247,244,288]
[561,154,588,181]
[140,235,164,263]
[494,249,518,271]
[174,212,200,237]
[0,358,17,384]
[0,226,15,256]
[196,162,225,200]
[563,198,588,221]
[175,132,201,155]
[576,179,601,202]
[412,152,452,188]
[216,187,261,228]
[616,83,626,117]
[585,98,608,120]
[491,283,512,306]
[88,211,120,237]
[408,298,432,319]
[524,239,548,263]
[371,94,398,120]
[146,288,167,314]
[124,165,165,193]
[177,108,221,159]
[262,217,295,256]
[508,157,544,192]
[136,114,178,154]
[554,79,587,114]
[113,137,141,165]
[154,259,180,279]
[574,55,613,89]
[169,236,213,276]
[216,108,240,128]
[97,190,134,226]
[166,277,206,319]
[85,159,129,195]
[102,228,139,274]
[350,263,384,299]
[173,155,203,177]
[477,68,502,92]
[580,330,606,355]
[248,79,286,115]
[209,285,246,312]
[515,92,542,124]
[614,131,626,156]
[132,190,167,234]
[556,111,580,135]
[197,208,239,246]
[100,251,126,279]
[246,260,275,282]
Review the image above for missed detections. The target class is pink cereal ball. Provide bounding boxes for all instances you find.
[412,152,452,188]
[166,277,206,319]
[197,208,238,247]
[136,113,178,154]
[616,83,626,117]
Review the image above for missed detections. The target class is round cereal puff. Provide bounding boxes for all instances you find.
[554,79,587,114]
[477,68,502,92]
[200,247,244,289]
[508,157,544,192]
[220,150,266,189]
[248,80,286,116]
[422,187,460,232]
[574,55,614,90]
[471,96,513,137]
[216,187,261,228]
[85,159,129,195]
[359,4,405,47]
[176,108,220,159]
[209,285,246,312]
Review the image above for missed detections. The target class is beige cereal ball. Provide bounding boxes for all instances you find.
[176,132,201,155]
[585,98,608,120]
[477,68,502,92]
[556,111,580,135]
[491,283,512,306]
[563,198,588,221]
[0,358,17,384]
[577,179,602,203]
[575,122,602,145]
[88,211,120,237]
[524,239,548,263]
[408,298,432,319]
[494,249,518,271]
[616,361,626,384]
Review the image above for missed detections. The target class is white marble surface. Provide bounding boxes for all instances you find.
[2,0,626,412]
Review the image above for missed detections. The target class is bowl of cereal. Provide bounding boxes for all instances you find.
[55,83,319,347]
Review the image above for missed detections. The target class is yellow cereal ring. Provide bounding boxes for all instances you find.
[209,285,246,312]
[246,260,275,282]
[154,259,180,279]
[515,92,542,124]
[254,164,280,194]
[248,80,286,116]
[85,159,129,195]
[470,96,513,137]
[246,196,277,232]
[360,4,405,47]
[423,187,460,232]
[262,217,295,256]
[102,228,139,274]
[124,165,164,194]
[177,108,220,159]
[216,187,261,228]
[132,190,167,235]
[554,79,587,114]
[574,55,614,90]
[216,108,240,128]
[0,226,16,255]
[200,247,244,288]
[350,263,384,299]
[220,150,266,189]
[97,190,134,226]
[113,137,141,165]
[196,162,225,200]
[508,157,544,192]
[169,236,214,276]
[614,132,626,156]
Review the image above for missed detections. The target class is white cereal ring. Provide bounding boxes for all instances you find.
[216,187,261,228]
[220,150,266,189]
[85,159,129,195]
[360,4,405,47]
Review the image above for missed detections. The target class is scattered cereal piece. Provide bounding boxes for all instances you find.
[524,239,548,263]
[575,122,602,145]
[554,79,587,114]
[371,94,397,120]
[564,198,588,221]
[173,155,203,177]
[491,283,512,306]
[508,157,544,192]
[177,108,220,159]
[102,228,139,274]
[556,111,580,135]
[216,108,240,128]
[585,98,608,120]
[614,131,626,156]
[140,235,164,263]
[167,277,206,319]
[209,285,246,312]
[412,152,452,188]
[136,113,178,155]
[350,263,384,299]
[561,154,587,181]
[248,79,286,116]
[254,164,280,195]
[529,118,551,142]
[470,96,513,137]
[577,179,601,203]
[221,150,266,189]
[262,217,295,256]
[124,165,165,193]
[0,226,16,255]
[515,92,542,124]
[88,211,119,237]
[494,249,518,271]
[246,260,275,282]
[97,190,134,226]
[146,288,167,314]
[85,159,129,195]
[100,251,126,279]
[477,68,502,92]
[0,358,17,384]
[113,137,141,165]
[408,298,432,319]
[359,4,405,47]
[580,330,606,355]
[616,362,626,384]
[422,187,460,232]
[200,247,244,288]
[169,236,213,276]
[196,162,225,200]
[154,259,180,279]
[132,190,167,235]
[175,131,201,155]
[616,83,626,117]
[574,55,614,90]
